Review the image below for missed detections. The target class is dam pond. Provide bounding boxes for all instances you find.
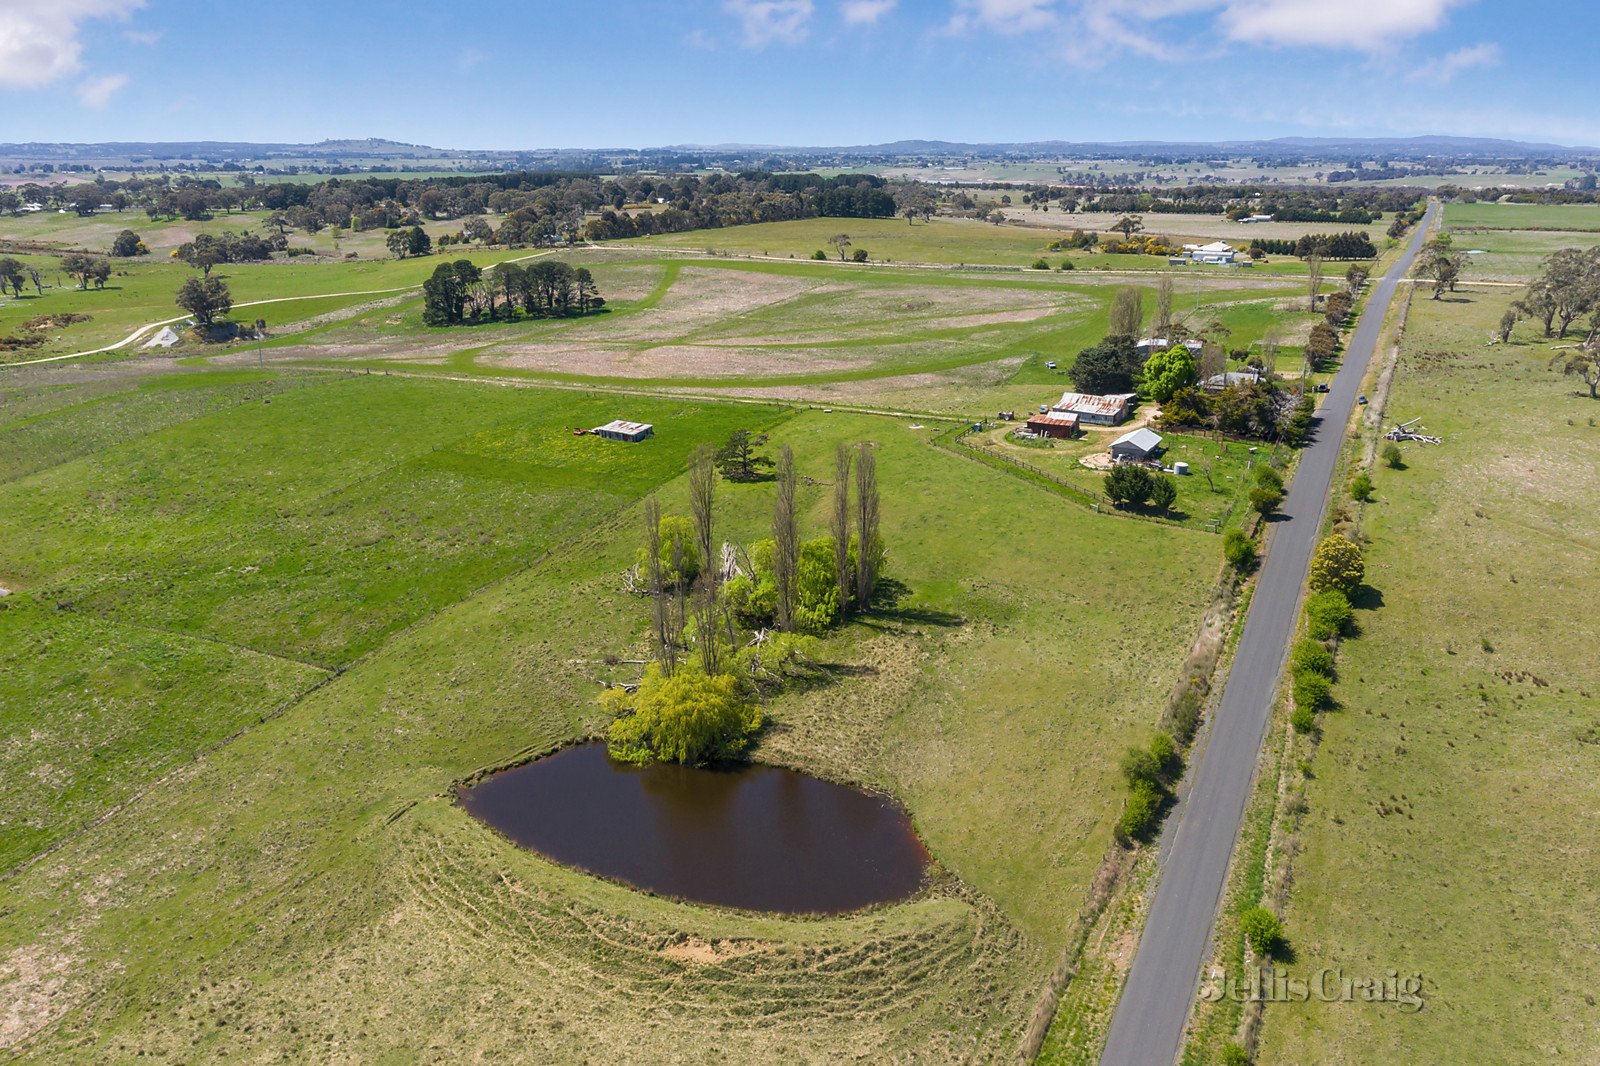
[457,743,929,914]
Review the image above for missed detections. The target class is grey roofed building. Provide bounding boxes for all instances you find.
[592,419,654,442]
[1052,391,1137,426]
[1136,337,1204,356]
[1201,369,1268,390]
[1109,427,1165,461]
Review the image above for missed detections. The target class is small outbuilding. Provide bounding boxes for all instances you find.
[1109,427,1165,462]
[1025,411,1080,439]
[592,419,654,442]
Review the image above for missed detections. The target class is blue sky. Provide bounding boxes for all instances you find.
[0,0,1594,148]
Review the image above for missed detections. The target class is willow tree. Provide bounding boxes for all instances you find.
[772,445,799,631]
[854,443,880,610]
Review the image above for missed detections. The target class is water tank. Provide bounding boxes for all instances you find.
[1173,461,1190,476]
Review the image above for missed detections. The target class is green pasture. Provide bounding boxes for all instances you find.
[0,371,1218,1061]
[1256,285,1600,1063]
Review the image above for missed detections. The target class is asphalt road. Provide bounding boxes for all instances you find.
[1099,201,1438,1066]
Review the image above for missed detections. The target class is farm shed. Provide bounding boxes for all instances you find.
[1052,391,1137,426]
[1109,427,1165,462]
[1025,411,1080,439]
[593,420,654,442]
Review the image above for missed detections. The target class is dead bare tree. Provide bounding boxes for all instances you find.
[854,443,880,611]
[1306,254,1324,312]
[670,528,688,666]
[686,443,720,673]
[831,443,852,614]
[689,442,716,594]
[1154,273,1174,340]
[772,444,798,631]
[693,586,721,674]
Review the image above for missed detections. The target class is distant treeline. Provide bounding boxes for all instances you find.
[998,183,1421,222]
[0,170,896,248]
[1248,232,1378,259]
[1444,184,1600,204]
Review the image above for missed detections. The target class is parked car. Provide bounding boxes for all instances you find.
[1357,395,1368,405]
[1045,360,1057,369]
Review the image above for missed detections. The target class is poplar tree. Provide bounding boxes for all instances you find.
[831,443,852,614]
[772,445,798,631]
[854,443,880,610]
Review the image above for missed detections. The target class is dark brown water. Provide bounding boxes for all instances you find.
[457,743,929,914]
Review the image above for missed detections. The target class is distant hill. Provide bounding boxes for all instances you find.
[661,136,1598,158]
[0,134,1593,170]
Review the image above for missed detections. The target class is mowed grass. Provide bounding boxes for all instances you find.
[0,380,1217,1061]
[1443,201,1600,281]
[1444,201,1600,232]
[1254,286,1600,1063]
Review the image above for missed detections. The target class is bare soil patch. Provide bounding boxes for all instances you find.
[483,343,869,378]
[0,943,84,1051]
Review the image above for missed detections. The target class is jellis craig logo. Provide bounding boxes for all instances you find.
[1199,968,1425,1014]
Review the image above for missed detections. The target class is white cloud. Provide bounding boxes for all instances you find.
[76,72,127,109]
[941,0,1466,59]
[0,0,146,88]
[944,0,1059,36]
[723,0,815,46]
[1408,41,1500,83]
[124,27,162,46]
[841,0,897,25]
[1215,0,1466,50]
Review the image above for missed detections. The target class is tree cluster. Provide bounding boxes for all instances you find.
[1069,335,1144,394]
[1104,463,1179,512]
[1116,731,1183,842]
[421,259,601,326]
[1247,232,1376,259]
[59,253,111,290]
[384,225,432,258]
[607,440,885,766]
[1515,246,1600,343]
[175,231,285,275]
[1160,380,1306,443]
